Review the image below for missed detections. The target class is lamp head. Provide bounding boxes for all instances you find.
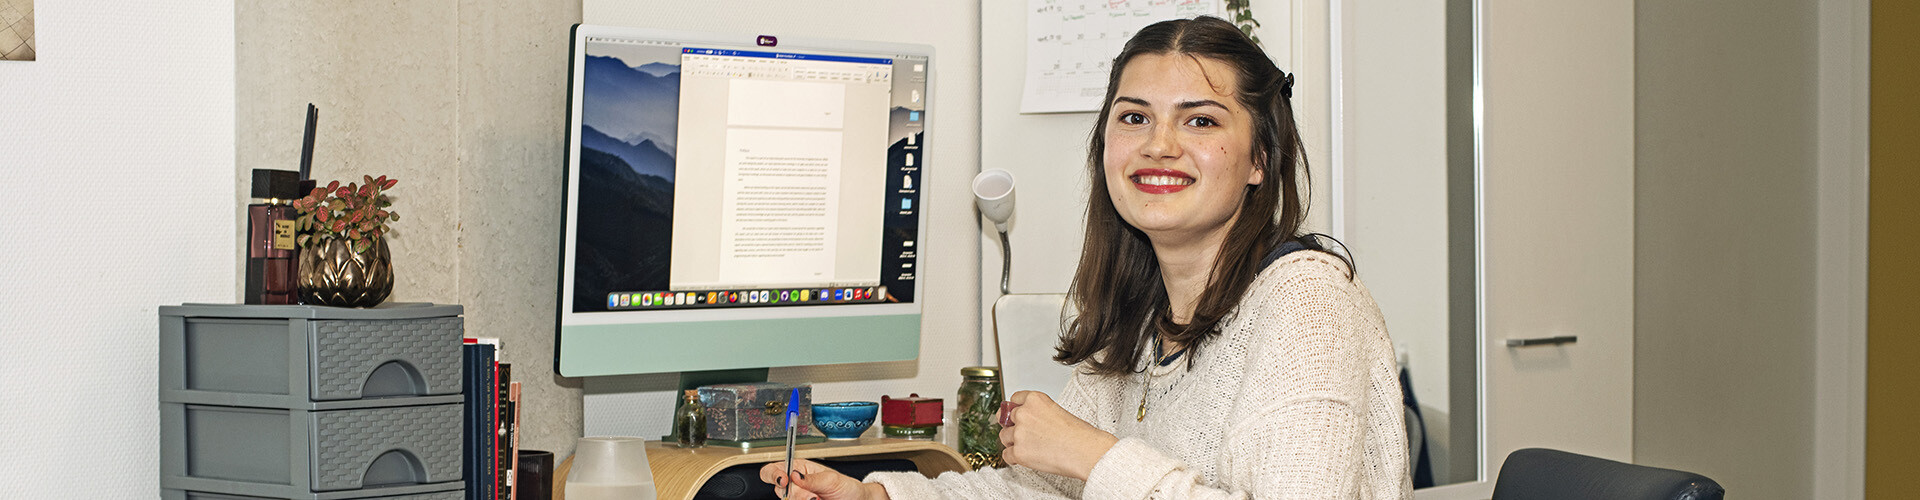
[972,169,1016,233]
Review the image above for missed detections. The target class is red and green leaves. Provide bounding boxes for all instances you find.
[291,175,401,253]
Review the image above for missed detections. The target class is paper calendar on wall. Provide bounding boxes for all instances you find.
[1021,0,1220,114]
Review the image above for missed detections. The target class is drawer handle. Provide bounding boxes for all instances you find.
[1506,335,1578,347]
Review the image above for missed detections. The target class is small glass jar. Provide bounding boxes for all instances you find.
[956,366,1004,468]
[673,390,707,448]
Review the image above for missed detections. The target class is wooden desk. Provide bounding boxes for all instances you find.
[555,438,967,500]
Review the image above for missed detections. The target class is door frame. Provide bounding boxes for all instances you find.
[1811,0,1870,497]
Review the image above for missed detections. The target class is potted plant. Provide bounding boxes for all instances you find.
[292,175,400,307]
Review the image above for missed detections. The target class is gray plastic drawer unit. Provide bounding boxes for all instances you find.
[159,303,467,500]
[165,487,464,500]
[160,303,466,407]
[162,403,463,491]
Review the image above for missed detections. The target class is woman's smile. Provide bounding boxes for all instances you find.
[1130,168,1196,194]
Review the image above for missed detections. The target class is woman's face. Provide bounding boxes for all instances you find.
[1102,53,1263,246]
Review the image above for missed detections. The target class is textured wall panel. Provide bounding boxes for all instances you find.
[0,1,235,498]
[452,0,586,458]
[237,0,591,459]
[235,1,460,306]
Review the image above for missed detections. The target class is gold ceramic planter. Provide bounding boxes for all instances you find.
[298,237,393,308]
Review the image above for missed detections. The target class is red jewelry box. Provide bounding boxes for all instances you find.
[881,393,943,427]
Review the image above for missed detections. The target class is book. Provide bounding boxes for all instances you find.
[495,362,512,500]
[508,381,522,500]
[463,339,499,500]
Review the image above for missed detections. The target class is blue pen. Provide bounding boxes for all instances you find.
[785,387,800,499]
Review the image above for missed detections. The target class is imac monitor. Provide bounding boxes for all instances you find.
[556,25,931,377]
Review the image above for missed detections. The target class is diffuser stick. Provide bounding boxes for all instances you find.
[299,104,317,181]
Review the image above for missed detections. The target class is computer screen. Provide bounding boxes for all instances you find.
[555,25,930,377]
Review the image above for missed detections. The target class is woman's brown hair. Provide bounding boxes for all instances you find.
[1055,16,1321,376]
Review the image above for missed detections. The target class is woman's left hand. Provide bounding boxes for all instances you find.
[998,390,1119,481]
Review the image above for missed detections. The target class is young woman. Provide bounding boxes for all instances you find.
[763,16,1411,499]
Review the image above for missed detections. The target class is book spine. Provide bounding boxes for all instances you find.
[461,342,487,500]
[508,381,522,500]
[482,357,497,500]
[495,362,512,500]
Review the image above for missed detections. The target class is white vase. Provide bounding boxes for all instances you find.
[566,436,657,500]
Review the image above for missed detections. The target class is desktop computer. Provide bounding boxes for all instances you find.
[555,25,934,378]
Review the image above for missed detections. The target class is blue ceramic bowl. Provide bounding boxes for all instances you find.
[811,401,879,440]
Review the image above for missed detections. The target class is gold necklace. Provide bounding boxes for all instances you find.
[1137,335,1184,421]
[1137,367,1154,422]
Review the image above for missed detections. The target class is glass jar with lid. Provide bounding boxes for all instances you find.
[956,366,1004,468]
[673,389,707,448]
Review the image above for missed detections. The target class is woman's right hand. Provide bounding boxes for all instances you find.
[758,459,890,500]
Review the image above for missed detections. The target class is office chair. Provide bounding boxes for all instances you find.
[1490,448,1725,500]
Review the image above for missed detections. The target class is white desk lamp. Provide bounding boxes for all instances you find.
[973,169,1016,295]
[972,169,1072,395]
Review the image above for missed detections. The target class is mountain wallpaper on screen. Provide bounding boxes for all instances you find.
[580,125,675,180]
[572,148,673,313]
[581,53,680,176]
[573,45,681,312]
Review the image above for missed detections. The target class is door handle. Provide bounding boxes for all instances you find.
[1505,335,1578,347]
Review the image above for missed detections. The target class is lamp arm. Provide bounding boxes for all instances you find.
[997,229,1012,295]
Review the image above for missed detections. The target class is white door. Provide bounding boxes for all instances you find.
[1475,0,1637,494]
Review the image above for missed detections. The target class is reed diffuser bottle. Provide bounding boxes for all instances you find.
[245,169,300,305]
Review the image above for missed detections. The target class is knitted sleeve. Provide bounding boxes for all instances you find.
[862,371,1095,500]
[1080,255,1388,500]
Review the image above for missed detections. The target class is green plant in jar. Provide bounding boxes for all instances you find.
[957,366,1005,468]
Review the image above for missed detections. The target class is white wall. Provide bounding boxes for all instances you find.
[578,0,984,438]
[1634,0,1819,496]
[0,1,234,497]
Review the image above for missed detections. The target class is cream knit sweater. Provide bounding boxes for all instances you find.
[868,251,1413,499]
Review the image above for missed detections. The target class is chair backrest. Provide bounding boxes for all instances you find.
[988,293,1074,396]
[1490,448,1724,500]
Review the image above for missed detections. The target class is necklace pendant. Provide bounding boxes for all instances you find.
[1137,401,1146,421]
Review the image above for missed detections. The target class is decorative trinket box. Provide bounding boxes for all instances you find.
[698,382,813,441]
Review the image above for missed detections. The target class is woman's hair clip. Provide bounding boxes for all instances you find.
[1281,72,1295,99]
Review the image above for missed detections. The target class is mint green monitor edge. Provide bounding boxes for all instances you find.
[555,24,931,377]
[557,315,919,377]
